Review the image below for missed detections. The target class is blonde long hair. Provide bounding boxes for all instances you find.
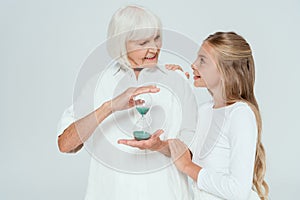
[205,32,269,199]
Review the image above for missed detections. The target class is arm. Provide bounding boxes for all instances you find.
[58,101,112,153]
[169,139,201,180]
[195,107,257,199]
[57,85,160,153]
[171,106,258,200]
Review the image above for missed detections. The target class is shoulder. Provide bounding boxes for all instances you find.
[226,102,258,146]
[228,102,255,119]
[226,102,257,135]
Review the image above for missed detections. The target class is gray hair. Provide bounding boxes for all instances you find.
[106,5,162,68]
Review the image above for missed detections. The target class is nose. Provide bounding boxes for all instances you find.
[148,39,160,51]
[191,63,197,70]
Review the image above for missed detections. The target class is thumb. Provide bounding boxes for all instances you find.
[152,129,164,138]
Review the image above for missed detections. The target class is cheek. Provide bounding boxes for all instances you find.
[156,41,162,49]
[128,49,147,59]
[205,74,221,89]
[137,49,148,56]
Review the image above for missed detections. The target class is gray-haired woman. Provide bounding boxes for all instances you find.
[57,5,197,200]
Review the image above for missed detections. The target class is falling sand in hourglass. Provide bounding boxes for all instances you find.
[133,93,152,140]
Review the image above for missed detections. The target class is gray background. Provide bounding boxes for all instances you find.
[1,0,299,199]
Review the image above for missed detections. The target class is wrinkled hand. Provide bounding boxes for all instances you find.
[169,139,192,172]
[118,129,164,151]
[111,85,160,112]
[165,64,190,79]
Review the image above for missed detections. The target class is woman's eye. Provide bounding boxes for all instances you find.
[200,58,205,64]
[140,41,148,46]
[155,35,160,40]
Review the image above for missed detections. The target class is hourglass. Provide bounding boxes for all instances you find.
[133,93,152,140]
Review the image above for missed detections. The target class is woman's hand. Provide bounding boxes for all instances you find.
[165,64,190,79]
[118,129,165,151]
[111,85,160,112]
[169,139,192,172]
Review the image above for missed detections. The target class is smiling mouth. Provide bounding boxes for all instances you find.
[144,54,157,60]
[193,75,201,80]
[193,72,201,80]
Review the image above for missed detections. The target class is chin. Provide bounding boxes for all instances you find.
[143,62,158,68]
[193,82,201,88]
[194,82,207,88]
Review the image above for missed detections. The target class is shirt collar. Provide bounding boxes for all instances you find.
[112,62,168,76]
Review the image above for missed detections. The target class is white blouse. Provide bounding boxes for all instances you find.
[192,101,260,200]
[57,63,198,200]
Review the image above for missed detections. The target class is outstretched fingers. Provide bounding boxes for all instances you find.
[133,85,160,96]
[165,64,190,79]
[165,64,183,72]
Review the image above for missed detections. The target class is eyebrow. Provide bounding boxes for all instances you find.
[137,34,160,42]
[198,54,207,59]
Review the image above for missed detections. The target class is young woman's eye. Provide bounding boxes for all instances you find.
[200,58,205,64]
[154,35,160,40]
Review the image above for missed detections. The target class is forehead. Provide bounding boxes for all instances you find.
[198,42,215,60]
[128,28,160,41]
[129,34,156,43]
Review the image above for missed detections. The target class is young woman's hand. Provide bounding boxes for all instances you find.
[118,129,165,151]
[169,139,192,172]
[169,139,201,181]
[165,64,190,79]
[111,85,160,112]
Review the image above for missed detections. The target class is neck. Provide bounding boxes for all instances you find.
[211,88,227,108]
[213,100,227,108]
[133,68,143,80]
[212,94,227,108]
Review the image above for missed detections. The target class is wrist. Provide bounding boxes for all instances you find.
[158,140,168,151]
[182,161,193,173]
[182,162,201,182]
[104,100,113,114]
[157,140,171,156]
[156,139,164,149]
[95,101,113,123]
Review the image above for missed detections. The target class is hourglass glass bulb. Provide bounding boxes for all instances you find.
[133,93,152,140]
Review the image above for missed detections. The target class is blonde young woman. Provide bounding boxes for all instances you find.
[169,32,269,200]
[57,5,197,200]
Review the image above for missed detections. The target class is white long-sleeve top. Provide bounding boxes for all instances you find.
[192,101,259,200]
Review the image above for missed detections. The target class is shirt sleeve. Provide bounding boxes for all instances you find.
[56,73,100,137]
[197,106,258,200]
[56,105,75,137]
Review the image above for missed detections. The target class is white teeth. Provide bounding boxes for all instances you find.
[145,55,156,59]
